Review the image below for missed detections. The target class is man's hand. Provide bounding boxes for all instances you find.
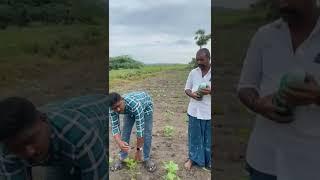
[117,141,130,153]
[185,89,201,101]
[200,87,211,95]
[114,134,130,152]
[255,94,294,123]
[238,88,293,123]
[190,92,202,101]
[280,75,320,106]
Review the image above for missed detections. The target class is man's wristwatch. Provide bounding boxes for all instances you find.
[137,147,142,151]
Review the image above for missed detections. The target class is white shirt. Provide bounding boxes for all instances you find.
[185,67,211,120]
[238,18,320,180]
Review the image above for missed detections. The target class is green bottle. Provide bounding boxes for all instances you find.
[196,82,209,99]
[272,70,307,115]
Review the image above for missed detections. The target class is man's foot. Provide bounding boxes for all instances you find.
[110,159,124,171]
[144,159,157,172]
[202,167,211,172]
[184,159,193,170]
[206,163,212,169]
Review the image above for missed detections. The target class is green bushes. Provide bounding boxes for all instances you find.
[109,55,144,70]
[17,25,104,58]
[0,0,106,28]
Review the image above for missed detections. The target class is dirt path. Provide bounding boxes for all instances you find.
[109,69,212,180]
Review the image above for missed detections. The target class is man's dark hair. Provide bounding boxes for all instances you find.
[0,97,38,141]
[109,92,122,106]
[197,48,211,59]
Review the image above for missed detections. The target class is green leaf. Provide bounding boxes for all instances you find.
[109,157,113,164]
[163,161,179,174]
[163,125,174,137]
[166,172,177,180]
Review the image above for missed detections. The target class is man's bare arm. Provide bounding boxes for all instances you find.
[238,88,260,113]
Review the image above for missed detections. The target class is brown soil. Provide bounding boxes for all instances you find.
[109,69,212,180]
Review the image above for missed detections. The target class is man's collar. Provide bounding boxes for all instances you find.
[196,66,211,73]
[275,16,320,35]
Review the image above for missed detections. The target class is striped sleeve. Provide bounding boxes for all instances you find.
[0,153,30,180]
[132,102,145,137]
[109,110,120,136]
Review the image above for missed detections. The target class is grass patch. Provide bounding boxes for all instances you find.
[109,64,188,87]
[0,24,106,58]
[0,23,106,87]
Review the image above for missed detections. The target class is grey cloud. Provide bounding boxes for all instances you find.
[110,3,210,36]
[174,39,191,45]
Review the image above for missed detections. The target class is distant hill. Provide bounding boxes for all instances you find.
[212,6,236,12]
[145,63,187,66]
[212,0,255,9]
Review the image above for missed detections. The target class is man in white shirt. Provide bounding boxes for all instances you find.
[238,0,320,179]
[184,48,212,170]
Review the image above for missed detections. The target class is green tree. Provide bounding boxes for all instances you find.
[194,29,211,49]
[109,55,144,70]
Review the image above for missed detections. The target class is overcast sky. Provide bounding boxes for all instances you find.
[109,0,211,64]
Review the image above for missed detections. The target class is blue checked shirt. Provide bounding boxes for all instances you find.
[0,94,110,180]
[110,92,153,138]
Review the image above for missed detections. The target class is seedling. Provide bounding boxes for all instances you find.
[167,110,174,116]
[164,112,171,121]
[164,110,175,121]
[163,125,174,137]
[123,157,140,180]
[163,161,180,180]
[109,157,113,164]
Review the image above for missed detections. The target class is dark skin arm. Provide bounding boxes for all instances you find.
[135,137,144,161]
[200,87,212,95]
[185,89,201,100]
[114,132,144,161]
[113,134,130,153]
[281,75,320,106]
[238,88,293,123]
[238,88,260,113]
[136,137,144,148]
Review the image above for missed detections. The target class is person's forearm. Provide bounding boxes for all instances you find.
[185,89,193,97]
[136,137,144,148]
[238,88,260,113]
[206,87,212,95]
[113,134,122,145]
